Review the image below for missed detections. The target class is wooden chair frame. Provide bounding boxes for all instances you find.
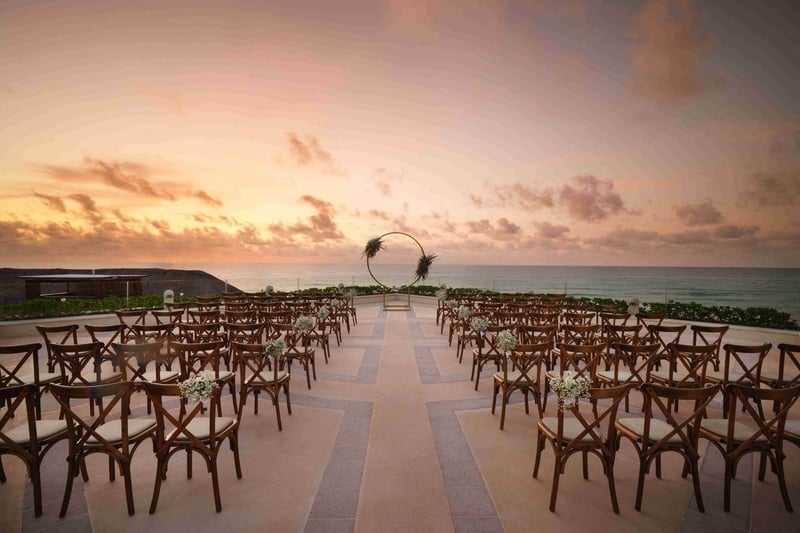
[50,381,156,517]
[596,342,660,412]
[533,384,631,513]
[172,340,238,415]
[706,343,771,417]
[491,342,549,430]
[691,324,729,371]
[35,324,78,373]
[0,343,60,419]
[616,383,720,512]
[231,341,291,430]
[115,310,147,343]
[471,325,506,391]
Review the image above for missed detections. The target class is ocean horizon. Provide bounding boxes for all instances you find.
[162,263,800,321]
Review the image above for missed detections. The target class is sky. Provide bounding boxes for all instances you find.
[1,0,799,269]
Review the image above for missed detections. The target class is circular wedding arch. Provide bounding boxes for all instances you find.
[365,231,428,291]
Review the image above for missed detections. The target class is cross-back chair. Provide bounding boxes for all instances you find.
[699,383,800,512]
[533,384,630,513]
[84,323,126,366]
[596,342,660,412]
[491,342,549,430]
[50,381,156,517]
[545,343,604,413]
[705,343,771,417]
[231,341,291,430]
[151,309,184,326]
[691,324,729,371]
[648,343,716,411]
[274,324,317,390]
[646,324,687,367]
[0,384,69,516]
[616,383,720,512]
[601,324,643,370]
[560,324,603,347]
[471,325,506,391]
[36,324,79,373]
[172,340,238,416]
[760,343,800,408]
[0,343,61,419]
[50,342,123,416]
[142,381,242,513]
[115,310,147,343]
[164,302,191,322]
[517,324,558,369]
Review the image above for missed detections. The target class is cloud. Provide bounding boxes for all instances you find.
[34,193,66,212]
[38,157,223,206]
[370,168,403,197]
[558,175,628,221]
[534,222,570,240]
[464,218,523,240]
[673,199,723,226]
[627,0,718,102]
[68,194,101,224]
[267,194,344,241]
[741,171,800,207]
[286,133,345,176]
[470,183,554,210]
[713,224,758,239]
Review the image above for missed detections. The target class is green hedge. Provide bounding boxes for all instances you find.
[1,287,797,331]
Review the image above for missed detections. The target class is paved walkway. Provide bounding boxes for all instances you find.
[1,303,799,532]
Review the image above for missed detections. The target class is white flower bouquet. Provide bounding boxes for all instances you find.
[470,316,489,333]
[446,300,457,308]
[331,299,341,308]
[294,315,315,333]
[549,371,590,411]
[265,336,286,359]
[496,329,517,354]
[458,306,472,320]
[178,371,219,404]
[316,306,330,320]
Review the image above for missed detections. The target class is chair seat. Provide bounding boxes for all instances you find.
[168,416,236,441]
[15,372,62,385]
[493,370,533,385]
[1,419,68,445]
[86,418,156,444]
[596,370,634,383]
[705,370,747,383]
[784,419,799,439]
[617,417,682,443]
[539,417,596,443]
[649,370,699,384]
[138,370,180,383]
[759,370,799,385]
[243,370,288,385]
[73,369,123,384]
[700,418,768,443]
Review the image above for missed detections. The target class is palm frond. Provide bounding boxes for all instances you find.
[363,237,384,259]
[415,253,437,280]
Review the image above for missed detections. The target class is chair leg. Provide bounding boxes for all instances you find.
[724,460,733,512]
[211,459,222,513]
[500,393,508,431]
[491,382,499,414]
[0,456,6,483]
[274,394,283,431]
[150,457,166,514]
[635,458,647,511]
[60,459,77,518]
[690,458,705,513]
[533,431,544,478]
[122,461,135,515]
[231,432,243,479]
[606,458,620,514]
[31,462,43,517]
[285,383,292,415]
[775,454,793,512]
[549,455,562,512]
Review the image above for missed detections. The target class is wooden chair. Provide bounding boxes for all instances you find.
[142,381,242,513]
[491,342,549,430]
[560,324,603,347]
[691,324,729,371]
[115,310,147,342]
[471,325,506,391]
[50,342,124,416]
[544,343,604,413]
[760,343,800,400]
[646,324,686,367]
[0,343,61,419]
[0,384,69,517]
[50,381,156,517]
[518,324,558,370]
[224,321,265,347]
[601,324,643,370]
[616,383,720,512]
[596,343,660,412]
[635,312,665,339]
[151,309,184,326]
[705,343,771,417]
[35,324,78,373]
[274,324,316,390]
[699,383,800,512]
[648,343,716,412]
[533,384,630,513]
[231,341,291,430]
[113,341,180,415]
[84,323,126,366]
[164,302,191,322]
[188,309,221,325]
[172,340,238,415]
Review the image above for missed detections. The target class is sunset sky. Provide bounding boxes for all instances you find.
[1,0,798,269]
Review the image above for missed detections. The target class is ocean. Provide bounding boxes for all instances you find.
[179,263,800,321]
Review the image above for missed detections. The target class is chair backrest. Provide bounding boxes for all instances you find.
[230,341,288,386]
[528,310,560,326]
[178,322,222,344]
[604,324,643,347]
[554,384,630,455]
[172,340,224,379]
[555,343,604,381]
[517,324,558,348]
[692,324,729,363]
[721,343,771,385]
[608,343,660,386]
[115,310,147,342]
[84,324,126,359]
[639,383,720,458]
[164,302,191,321]
[723,383,800,453]
[659,343,716,387]
[50,342,106,386]
[0,384,39,456]
[561,324,603,345]
[223,309,257,324]
[225,322,265,345]
[188,309,221,324]
[636,313,665,341]
[775,343,800,387]
[502,343,549,389]
[647,324,687,355]
[563,311,595,327]
[50,381,140,452]
[113,342,173,382]
[36,324,79,370]
[0,343,44,387]
[475,325,506,357]
[152,309,184,325]
[598,312,630,329]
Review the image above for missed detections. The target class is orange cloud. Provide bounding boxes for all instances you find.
[286,133,345,176]
[673,199,722,226]
[558,175,629,221]
[627,0,718,102]
[34,193,66,212]
[741,171,800,207]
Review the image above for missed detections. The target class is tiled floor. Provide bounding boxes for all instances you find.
[1,302,799,532]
